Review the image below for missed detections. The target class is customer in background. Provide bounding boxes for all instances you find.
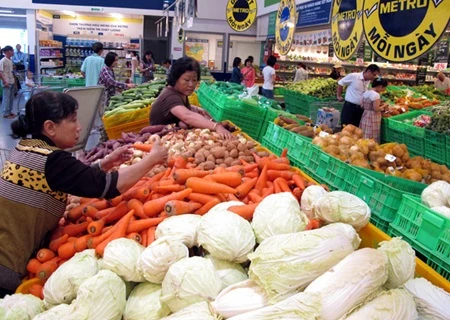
[129,51,140,79]
[329,63,342,80]
[242,58,256,88]
[150,57,232,139]
[162,59,172,77]
[230,57,243,84]
[262,55,277,99]
[293,62,308,82]
[81,42,105,87]
[248,55,262,77]
[359,77,388,143]
[0,47,4,60]
[434,72,450,91]
[336,64,380,126]
[141,51,155,83]
[98,52,135,107]
[12,44,26,71]
[0,46,16,119]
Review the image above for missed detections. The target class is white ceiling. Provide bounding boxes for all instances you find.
[50,10,142,19]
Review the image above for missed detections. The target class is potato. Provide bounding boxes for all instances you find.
[195,152,206,164]
[258,151,270,157]
[224,157,234,166]
[185,148,196,158]
[211,146,226,159]
[246,141,255,149]
[237,143,247,152]
[231,160,241,166]
[219,163,227,168]
[203,145,212,151]
[224,150,230,158]
[216,158,224,165]
[207,154,216,163]
[229,149,239,158]
[238,151,246,157]
[203,161,216,170]
[226,144,235,152]
[203,150,211,158]
[243,156,254,163]
[194,143,203,151]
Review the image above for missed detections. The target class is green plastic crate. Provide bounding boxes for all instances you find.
[67,78,85,87]
[261,137,283,156]
[381,119,388,143]
[258,108,305,142]
[385,127,404,144]
[262,122,290,148]
[370,214,391,234]
[447,136,450,168]
[355,167,427,196]
[424,130,447,164]
[427,254,450,281]
[391,194,450,264]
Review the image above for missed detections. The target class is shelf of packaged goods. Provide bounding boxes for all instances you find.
[65,46,127,50]
[40,56,63,59]
[40,47,63,49]
[40,65,65,69]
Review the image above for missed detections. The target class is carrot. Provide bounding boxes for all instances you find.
[305,218,322,230]
[127,232,142,244]
[264,161,291,171]
[252,152,261,164]
[26,259,42,274]
[173,169,209,184]
[36,248,56,263]
[49,234,69,253]
[74,234,91,252]
[94,207,116,220]
[143,188,193,217]
[82,205,99,219]
[127,199,148,219]
[292,187,303,200]
[58,259,68,267]
[244,163,259,173]
[29,284,44,299]
[262,185,274,197]
[235,177,257,198]
[37,260,58,280]
[88,224,117,248]
[248,189,263,203]
[88,219,105,236]
[173,156,188,169]
[109,195,123,207]
[215,193,227,202]
[267,170,294,181]
[245,171,259,179]
[225,165,245,176]
[292,174,306,190]
[90,199,109,210]
[133,143,152,152]
[141,230,148,247]
[67,204,86,222]
[165,200,202,216]
[142,171,166,188]
[126,217,165,233]
[186,177,237,194]
[213,167,227,174]
[49,226,64,242]
[226,193,239,201]
[80,197,96,205]
[147,227,156,245]
[103,201,129,223]
[134,186,150,203]
[321,184,330,192]
[154,184,185,193]
[242,196,249,204]
[151,180,177,190]
[96,209,135,256]
[62,218,92,237]
[162,167,172,179]
[188,193,217,204]
[255,165,268,193]
[274,179,282,193]
[195,198,221,215]
[228,203,258,220]
[274,177,291,193]
[281,148,288,158]
[58,241,77,260]
[209,172,242,187]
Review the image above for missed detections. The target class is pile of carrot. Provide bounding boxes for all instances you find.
[24,147,320,299]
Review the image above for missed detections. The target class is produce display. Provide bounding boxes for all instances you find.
[421,180,450,219]
[284,78,338,99]
[274,115,332,138]
[312,124,450,183]
[427,104,450,135]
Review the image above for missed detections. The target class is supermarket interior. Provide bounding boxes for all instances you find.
[0,0,450,318]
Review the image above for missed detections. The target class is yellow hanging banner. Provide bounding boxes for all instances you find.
[275,0,297,56]
[226,0,258,32]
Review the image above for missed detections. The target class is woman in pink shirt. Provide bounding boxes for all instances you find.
[241,58,256,88]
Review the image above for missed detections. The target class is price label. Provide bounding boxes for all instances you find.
[401,107,406,113]
[434,63,448,71]
[319,131,330,138]
[385,154,397,162]
[356,58,364,65]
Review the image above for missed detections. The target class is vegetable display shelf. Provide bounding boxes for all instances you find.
[388,194,450,281]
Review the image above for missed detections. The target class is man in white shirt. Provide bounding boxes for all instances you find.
[262,55,277,99]
[434,72,450,91]
[0,46,16,118]
[336,64,380,126]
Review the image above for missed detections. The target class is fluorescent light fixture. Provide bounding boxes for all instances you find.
[0,13,25,17]
[110,13,122,19]
[62,10,77,17]
[0,9,14,13]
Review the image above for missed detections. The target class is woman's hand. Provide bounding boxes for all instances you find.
[216,124,233,140]
[101,146,133,170]
[146,143,168,165]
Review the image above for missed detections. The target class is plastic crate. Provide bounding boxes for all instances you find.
[41,77,67,87]
[391,194,450,264]
[105,118,149,140]
[355,167,427,196]
[427,255,450,281]
[424,130,447,164]
[380,118,388,143]
[447,135,450,168]
[225,106,266,140]
[385,127,404,144]
[369,214,391,234]
[261,137,283,156]
[67,78,85,87]
[262,122,290,148]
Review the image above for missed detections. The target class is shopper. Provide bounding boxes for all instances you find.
[0,91,168,296]
[242,58,256,88]
[0,47,4,60]
[329,63,342,80]
[129,51,140,79]
[98,52,135,107]
[0,46,16,119]
[162,59,172,77]
[262,55,277,99]
[12,44,26,71]
[141,51,155,83]
[248,55,262,77]
[359,77,388,143]
[293,62,308,82]
[336,64,380,126]
[434,72,450,91]
[81,42,105,87]
[230,57,243,84]
[150,56,232,139]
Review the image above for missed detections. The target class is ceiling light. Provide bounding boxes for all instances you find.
[0,13,25,17]
[62,10,77,17]
[0,9,14,13]
[110,13,122,19]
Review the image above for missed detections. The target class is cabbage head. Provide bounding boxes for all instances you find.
[160,302,216,320]
[0,293,44,320]
[421,180,450,208]
[228,292,322,320]
[205,255,248,290]
[155,214,201,248]
[212,280,268,318]
[139,236,189,283]
[432,206,450,218]
[249,224,357,303]
[68,269,126,320]
[313,191,371,230]
[403,278,450,320]
[43,249,99,307]
[301,185,328,217]
[102,238,145,282]
[123,282,171,320]
[344,289,418,320]
[378,237,415,289]
[32,304,73,320]
[161,257,223,313]
[198,205,255,263]
[252,192,309,243]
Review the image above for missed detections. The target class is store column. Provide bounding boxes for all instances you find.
[26,9,36,73]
